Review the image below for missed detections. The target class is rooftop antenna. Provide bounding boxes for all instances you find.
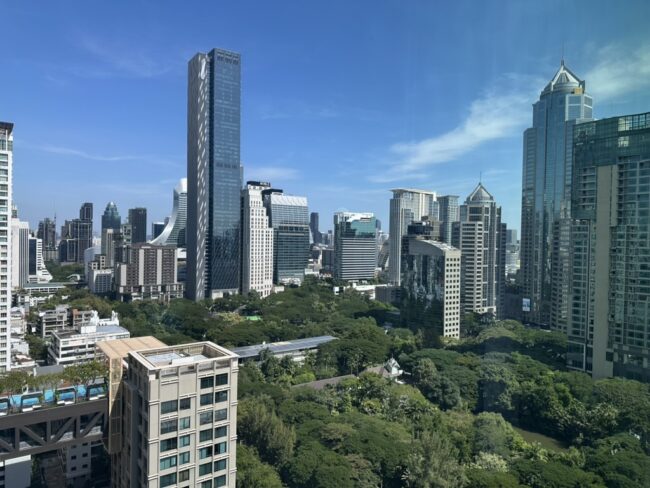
[561,41,565,66]
[479,171,482,184]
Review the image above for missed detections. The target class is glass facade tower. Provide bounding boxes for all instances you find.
[187,48,242,300]
[569,112,650,381]
[263,190,309,284]
[333,212,378,281]
[520,61,593,329]
[101,202,121,232]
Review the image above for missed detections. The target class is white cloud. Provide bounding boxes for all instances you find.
[585,43,650,102]
[74,37,177,79]
[371,76,538,183]
[39,145,182,167]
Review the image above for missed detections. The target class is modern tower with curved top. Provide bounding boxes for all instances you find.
[150,178,187,248]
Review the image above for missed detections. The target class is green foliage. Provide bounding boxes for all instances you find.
[238,396,296,467]
[25,334,48,361]
[512,459,605,488]
[402,432,467,488]
[236,445,283,488]
[44,261,84,282]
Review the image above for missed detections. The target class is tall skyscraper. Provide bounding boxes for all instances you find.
[309,212,322,244]
[401,221,461,338]
[520,61,593,329]
[241,182,274,297]
[59,203,93,263]
[80,202,93,222]
[0,122,13,372]
[128,207,147,244]
[150,178,188,248]
[10,217,29,289]
[102,202,121,232]
[453,183,505,317]
[568,112,650,381]
[389,189,437,285]
[333,212,378,281]
[263,189,310,284]
[187,48,242,300]
[37,217,57,262]
[28,235,52,283]
[437,195,460,243]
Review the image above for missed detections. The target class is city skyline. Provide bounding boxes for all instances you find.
[4,2,650,233]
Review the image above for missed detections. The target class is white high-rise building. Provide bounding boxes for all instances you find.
[453,183,505,317]
[389,189,437,285]
[10,217,29,290]
[241,182,274,297]
[28,236,52,283]
[0,122,13,372]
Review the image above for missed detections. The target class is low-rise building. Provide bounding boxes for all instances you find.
[48,315,129,366]
[38,305,70,339]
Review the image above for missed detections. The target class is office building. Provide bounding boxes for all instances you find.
[48,313,128,366]
[37,217,57,262]
[389,188,437,285]
[453,183,505,316]
[241,182,274,297]
[309,212,322,244]
[568,112,650,381]
[263,189,310,284]
[104,340,239,488]
[28,235,52,283]
[59,203,93,263]
[401,222,461,338]
[115,244,184,301]
[333,212,378,281]
[520,61,593,330]
[102,202,122,232]
[151,178,188,248]
[89,268,113,294]
[10,217,29,289]
[187,48,242,300]
[128,207,147,244]
[0,122,13,372]
[437,195,460,244]
[152,221,166,240]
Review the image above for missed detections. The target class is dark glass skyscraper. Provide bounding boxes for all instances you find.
[187,48,242,300]
[263,190,310,284]
[101,202,121,231]
[310,212,322,244]
[520,61,593,329]
[128,207,147,244]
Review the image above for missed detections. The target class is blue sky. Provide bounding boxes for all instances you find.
[3,1,650,235]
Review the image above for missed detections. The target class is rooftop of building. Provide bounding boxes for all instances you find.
[53,324,129,341]
[467,182,494,203]
[232,335,337,359]
[542,60,585,95]
[0,122,14,134]
[97,336,166,361]
[130,341,238,370]
[409,236,461,254]
[23,282,68,289]
[390,188,436,196]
